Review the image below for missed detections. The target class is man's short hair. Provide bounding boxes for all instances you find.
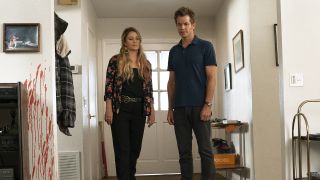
[174,7,195,24]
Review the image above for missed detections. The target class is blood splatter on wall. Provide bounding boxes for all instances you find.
[24,64,57,180]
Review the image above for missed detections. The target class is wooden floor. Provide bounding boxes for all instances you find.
[104,174,227,180]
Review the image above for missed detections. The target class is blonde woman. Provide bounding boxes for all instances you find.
[104,27,155,180]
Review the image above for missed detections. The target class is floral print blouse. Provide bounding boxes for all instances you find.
[104,55,154,116]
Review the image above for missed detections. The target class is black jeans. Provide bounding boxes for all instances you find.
[111,103,146,180]
[173,107,215,180]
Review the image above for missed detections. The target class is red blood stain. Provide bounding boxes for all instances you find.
[24,64,56,180]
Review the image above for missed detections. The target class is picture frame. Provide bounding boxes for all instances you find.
[3,23,40,52]
[232,30,244,73]
[224,63,232,91]
[273,24,279,66]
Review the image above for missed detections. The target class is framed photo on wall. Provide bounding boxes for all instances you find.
[232,30,244,73]
[224,63,232,91]
[3,23,40,52]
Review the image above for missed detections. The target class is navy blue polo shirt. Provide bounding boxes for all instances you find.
[167,36,217,108]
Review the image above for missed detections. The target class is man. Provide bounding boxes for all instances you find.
[167,7,217,180]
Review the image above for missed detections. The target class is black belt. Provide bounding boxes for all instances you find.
[121,95,142,103]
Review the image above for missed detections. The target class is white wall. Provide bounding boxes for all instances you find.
[279,0,320,179]
[214,0,282,179]
[249,0,283,179]
[54,3,85,180]
[0,0,58,179]
[214,0,254,179]
[55,0,98,179]
[96,17,215,40]
[55,3,83,152]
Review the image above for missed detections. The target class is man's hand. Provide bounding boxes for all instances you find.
[167,109,174,125]
[200,105,212,121]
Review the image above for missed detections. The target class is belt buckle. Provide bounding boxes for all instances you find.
[122,95,131,103]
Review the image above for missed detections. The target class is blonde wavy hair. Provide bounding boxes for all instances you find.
[118,27,151,82]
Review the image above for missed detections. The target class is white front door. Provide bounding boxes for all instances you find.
[102,41,201,176]
[138,43,201,174]
[136,43,180,174]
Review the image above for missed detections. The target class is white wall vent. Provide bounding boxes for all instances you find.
[58,151,81,180]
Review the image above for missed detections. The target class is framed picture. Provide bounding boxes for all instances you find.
[224,63,232,91]
[3,23,40,52]
[232,30,244,73]
[273,24,279,66]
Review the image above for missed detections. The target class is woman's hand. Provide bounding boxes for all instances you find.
[147,103,156,127]
[147,112,155,127]
[105,100,113,125]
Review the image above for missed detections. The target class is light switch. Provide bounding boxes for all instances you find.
[289,73,304,87]
[71,65,82,74]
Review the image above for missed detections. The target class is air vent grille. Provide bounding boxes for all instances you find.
[58,151,81,180]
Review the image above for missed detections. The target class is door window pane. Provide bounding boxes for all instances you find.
[160,51,169,70]
[145,50,169,112]
[145,51,157,70]
[160,92,168,111]
[152,72,158,90]
[159,72,169,90]
[153,92,158,111]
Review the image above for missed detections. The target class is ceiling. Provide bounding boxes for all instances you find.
[90,0,223,18]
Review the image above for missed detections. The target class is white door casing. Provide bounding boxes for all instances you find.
[85,26,101,179]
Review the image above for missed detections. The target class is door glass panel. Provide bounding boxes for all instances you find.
[152,72,158,90]
[145,50,169,112]
[153,92,159,111]
[159,72,169,90]
[160,92,168,111]
[145,51,157,70]
[160,51,169,70]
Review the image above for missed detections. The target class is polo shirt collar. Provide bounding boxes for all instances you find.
[178,35,199,46]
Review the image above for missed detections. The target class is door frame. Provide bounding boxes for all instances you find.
[83,24,101,180]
